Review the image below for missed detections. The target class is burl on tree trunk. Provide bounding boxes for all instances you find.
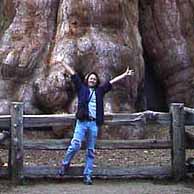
[0,0,144,115]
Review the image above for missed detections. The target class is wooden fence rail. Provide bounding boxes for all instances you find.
[0,102,194,183]
[0,111,171,128]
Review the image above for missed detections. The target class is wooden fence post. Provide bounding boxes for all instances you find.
[170,103,186,180]
[9,102,24,184]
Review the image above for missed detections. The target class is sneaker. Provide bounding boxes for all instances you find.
[83,175,93,185]
[58,161,69,176]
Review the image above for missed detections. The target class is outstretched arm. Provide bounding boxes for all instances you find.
[50,60,75,75]
[110,67,134,84]
[50,60,82,91]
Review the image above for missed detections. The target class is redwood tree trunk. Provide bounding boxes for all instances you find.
[139,0,194,107]
[2,0,194,139]
[0,0,144,115]
[0,0,59,113]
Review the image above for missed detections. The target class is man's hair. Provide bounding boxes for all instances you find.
[84,72,100,87]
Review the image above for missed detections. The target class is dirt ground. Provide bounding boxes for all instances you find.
[1,127,194,193]
[0,178,194,194]
[1,148,194,194]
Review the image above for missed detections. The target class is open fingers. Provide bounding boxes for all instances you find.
[127,69,134,76]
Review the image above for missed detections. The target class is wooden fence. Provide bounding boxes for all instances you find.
[0,102,194,184]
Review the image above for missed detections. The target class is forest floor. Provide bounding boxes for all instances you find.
[0,127,194,193]
[0,178,194,194]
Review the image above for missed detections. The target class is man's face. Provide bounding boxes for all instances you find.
[87,74,97,88]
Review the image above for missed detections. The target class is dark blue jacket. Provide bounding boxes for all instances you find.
[71,74,112,126]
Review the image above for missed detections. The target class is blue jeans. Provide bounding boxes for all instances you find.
[63,120,98,176]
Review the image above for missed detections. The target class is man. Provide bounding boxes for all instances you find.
[57,63,134,185]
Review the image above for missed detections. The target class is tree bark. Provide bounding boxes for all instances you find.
[34,0,144,113]
[0,0,144,115]
[0,0,60,114]
[139,0,194,107]
[2,0,194,139]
